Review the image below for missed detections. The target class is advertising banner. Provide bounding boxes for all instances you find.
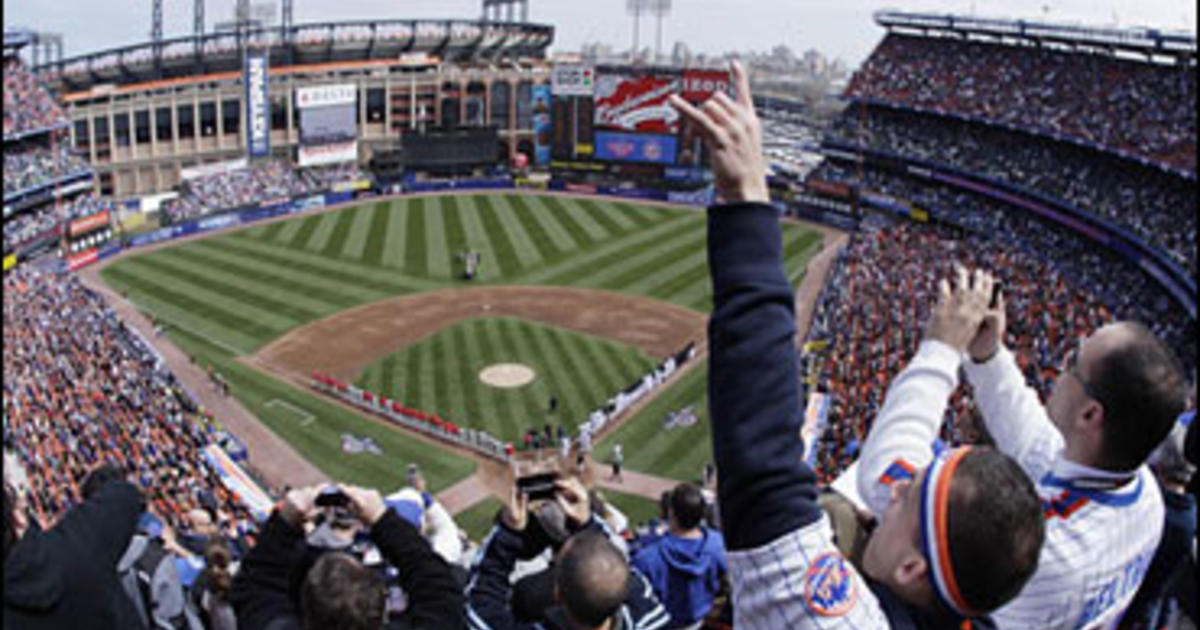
[293,195,327,212]
[532,85,552,166]
[244,50,270,158]
[594,131,677,164]
[181,158,248,182]
[667,187,715,206]
[66,248,99,271]
[68,210,111,237]
[331,179,371,193]
[551,65,595,96]
[203,445,274,522]
[296,83,356,109]
[3,254,16,272]
[680,69,733,102]
[196,213,242,233]
[298,141,358,167]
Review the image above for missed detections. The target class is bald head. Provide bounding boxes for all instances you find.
[554,531,630,628]
[1084,322,1186,471]
[187,508,217,535]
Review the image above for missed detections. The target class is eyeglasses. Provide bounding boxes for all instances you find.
[1062,342,1102,403]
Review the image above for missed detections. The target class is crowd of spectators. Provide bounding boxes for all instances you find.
[3,56,69,139]
[845,33,1197,172]
[163,159,319,223]
[4,140,92,198]
[299,163,371,190]
[802,160,1197,483]
[3,205,61,253]
[2,264,258,539]
[829,104,1197,276]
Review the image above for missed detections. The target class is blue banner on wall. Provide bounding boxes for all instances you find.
[245,51,270,158]
[594,131,677,165]
[532,85,552,166]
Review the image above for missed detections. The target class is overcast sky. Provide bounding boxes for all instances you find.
[4,0,1195,67]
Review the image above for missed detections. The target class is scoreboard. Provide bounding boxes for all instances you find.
[550,64,731,183]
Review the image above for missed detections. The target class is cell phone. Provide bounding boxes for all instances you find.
[990,282,1002,309]
[516,472,559,502]
[315,489,350,508]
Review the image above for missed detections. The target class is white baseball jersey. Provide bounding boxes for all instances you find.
[962,346,1163,630]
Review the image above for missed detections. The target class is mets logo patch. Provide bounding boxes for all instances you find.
[803,552,857,617]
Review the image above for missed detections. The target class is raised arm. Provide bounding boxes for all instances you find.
[669,65,820,552]
[855,265,988,515]
[963,289,1064,479]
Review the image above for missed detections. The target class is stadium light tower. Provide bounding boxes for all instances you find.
[649,0,670,64]
[627,0,649,61]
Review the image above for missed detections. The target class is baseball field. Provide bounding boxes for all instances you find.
[98,192,823,504]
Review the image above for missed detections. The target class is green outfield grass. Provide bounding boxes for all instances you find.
[355,317,656,442]
[599,489,663,529]
[99,193,823,485]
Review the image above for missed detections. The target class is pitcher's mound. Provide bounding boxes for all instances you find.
[479,363,536,388]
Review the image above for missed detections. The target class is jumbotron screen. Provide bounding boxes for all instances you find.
[549,65,731,179]
[297,84,357,146]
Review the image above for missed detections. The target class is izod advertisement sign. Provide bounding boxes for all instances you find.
[69,210,111,237]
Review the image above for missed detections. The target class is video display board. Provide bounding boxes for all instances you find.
[550,65,731,180]
[296,84,358,166]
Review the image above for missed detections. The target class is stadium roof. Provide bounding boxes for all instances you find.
[4,29,36,52]
[874,10,1196,61]
[36,18,554,92]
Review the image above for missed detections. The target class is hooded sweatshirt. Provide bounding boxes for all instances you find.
[631,528,726,627]
[4,480,146,630]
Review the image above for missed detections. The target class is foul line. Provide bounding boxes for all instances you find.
[264,399,315,426]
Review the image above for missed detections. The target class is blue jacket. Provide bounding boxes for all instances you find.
[631,529,726,626]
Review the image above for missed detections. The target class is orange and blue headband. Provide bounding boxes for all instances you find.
[918,446,978,619]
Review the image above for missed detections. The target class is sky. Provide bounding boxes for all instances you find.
[3,0,1195,68]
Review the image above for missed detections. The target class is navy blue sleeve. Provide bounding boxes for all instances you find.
[464,524,537,630]
[707,202,823,551]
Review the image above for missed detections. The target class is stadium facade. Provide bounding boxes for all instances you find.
[37,19,555,197]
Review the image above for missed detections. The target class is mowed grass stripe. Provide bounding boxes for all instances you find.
[520,322,583,424]
[440,196,469,278]
[195,239,404,299]
[255,220,288,242]
[282,214,321,248]
[614,201,668,227]
[577,336,637,397]
[578,198,636,233]
[575,223,707,290]
[304,211,343,252]
[185,238,389,304]
[430,332,452,418]
[404,198,428,276]
[424,197,452,279]
[545,328,609,408]
[455,197,503,280]
[153,246,355,313]
[523,214,697,285]
[121,256,312,329]
[100,268,263,354]
[379,202,409,270]
[471,196,525,273]
[539,196,610,242]
[341,202,378,261]
[208,235,436,292]
[450,324,485,431]
[100,265,281,346]
[620,236,707,296]
[519,195,580,253]
[323,206,360,257]
[360,203,393,268]
[506,195,568,260]
[487,196,545,269]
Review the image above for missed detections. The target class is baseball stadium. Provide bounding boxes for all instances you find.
[3,0,1197,628]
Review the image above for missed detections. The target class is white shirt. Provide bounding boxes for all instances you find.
[963,346,1163,630]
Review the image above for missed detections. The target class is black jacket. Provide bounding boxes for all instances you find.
[230,509,465,630]
[464,518,670,630]
[3,480,147,630]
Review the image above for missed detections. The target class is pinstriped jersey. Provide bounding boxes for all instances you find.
[963,347,1165,630]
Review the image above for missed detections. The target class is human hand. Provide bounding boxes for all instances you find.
[554,477,591,527]
[925,265,993,354]
[502,485,529,532]
[340,485,387,526]
[967,278,1006,363]
[282,485,323,526]
[668,61,768,204]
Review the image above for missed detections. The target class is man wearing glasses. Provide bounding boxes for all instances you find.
[959,283,1187,630]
